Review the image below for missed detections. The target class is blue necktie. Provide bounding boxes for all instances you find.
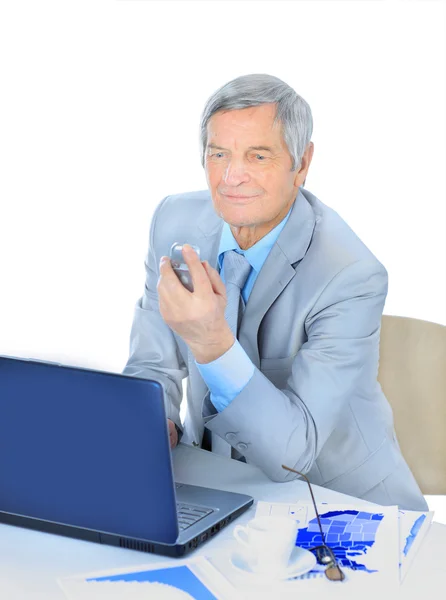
[208,250,252,458]
[223,250,252,337]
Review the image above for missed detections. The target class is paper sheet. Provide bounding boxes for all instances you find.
[398,508,434,581]
[255,501,401,588]
[255,501,433,585]
[58,556,240,600]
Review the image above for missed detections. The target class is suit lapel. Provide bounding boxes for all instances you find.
[239,189,317,367]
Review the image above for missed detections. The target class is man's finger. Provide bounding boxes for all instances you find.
[158,257,188,299]
[168,419,178,449]
[181,245,212,295]
[202,261,226,297]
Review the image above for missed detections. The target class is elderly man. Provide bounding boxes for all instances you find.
[123,73,427,511]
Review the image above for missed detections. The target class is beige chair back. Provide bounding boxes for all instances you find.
[378,315,446,494]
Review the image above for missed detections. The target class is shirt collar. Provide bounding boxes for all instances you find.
[217,203,293,273]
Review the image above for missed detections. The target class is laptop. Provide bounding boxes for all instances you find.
[0,355,253,557]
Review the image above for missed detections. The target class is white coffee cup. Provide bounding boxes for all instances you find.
[233,516,299,577]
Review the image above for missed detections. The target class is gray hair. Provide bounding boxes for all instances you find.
[199,73,313,173]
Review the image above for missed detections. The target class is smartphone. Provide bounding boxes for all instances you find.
[169,242,201,292]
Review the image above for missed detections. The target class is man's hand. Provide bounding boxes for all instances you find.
[168,419,178,449]
[157,245,235,363]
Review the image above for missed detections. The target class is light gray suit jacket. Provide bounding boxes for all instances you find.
[123,187,427,511]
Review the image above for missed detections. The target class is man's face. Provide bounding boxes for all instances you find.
[204,103,312,240]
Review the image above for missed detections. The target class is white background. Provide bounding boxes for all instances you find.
[0,0,444,372]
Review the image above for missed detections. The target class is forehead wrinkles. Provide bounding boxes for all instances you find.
[207,124,282,150]
[208,115,283,151]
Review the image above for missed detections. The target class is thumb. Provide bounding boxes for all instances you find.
[202,261,226,297]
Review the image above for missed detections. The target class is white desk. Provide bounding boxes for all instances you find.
[0,443,444,599]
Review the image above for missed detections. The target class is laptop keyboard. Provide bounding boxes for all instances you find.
[176,502,214,531]
[175,483,214,531]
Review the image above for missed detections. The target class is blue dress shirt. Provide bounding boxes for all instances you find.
[195,205,293,412]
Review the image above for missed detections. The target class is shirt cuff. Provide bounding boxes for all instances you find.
[195,339,255,412]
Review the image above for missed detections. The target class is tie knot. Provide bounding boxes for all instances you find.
[223,250,252,290]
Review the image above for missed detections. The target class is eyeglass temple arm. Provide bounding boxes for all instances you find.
[282,464,327,546]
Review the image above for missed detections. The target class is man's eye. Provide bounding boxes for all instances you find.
[209,152,267,160]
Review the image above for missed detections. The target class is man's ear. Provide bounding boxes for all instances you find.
[294,141,314,188]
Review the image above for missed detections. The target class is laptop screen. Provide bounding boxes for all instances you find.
[0,356,179,544]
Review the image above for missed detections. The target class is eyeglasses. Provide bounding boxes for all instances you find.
[282,464,346,582]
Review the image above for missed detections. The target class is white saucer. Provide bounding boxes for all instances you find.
[229,545,317,581]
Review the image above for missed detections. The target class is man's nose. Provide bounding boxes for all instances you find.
[223,160,251,186]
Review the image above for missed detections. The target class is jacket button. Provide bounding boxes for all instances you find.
[237,442,248,451]
[225,432,236,442]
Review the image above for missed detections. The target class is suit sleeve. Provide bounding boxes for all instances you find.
[122,196,188,430]
[204,259,388,481]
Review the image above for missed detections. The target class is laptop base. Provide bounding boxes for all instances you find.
[0,500,253,557]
